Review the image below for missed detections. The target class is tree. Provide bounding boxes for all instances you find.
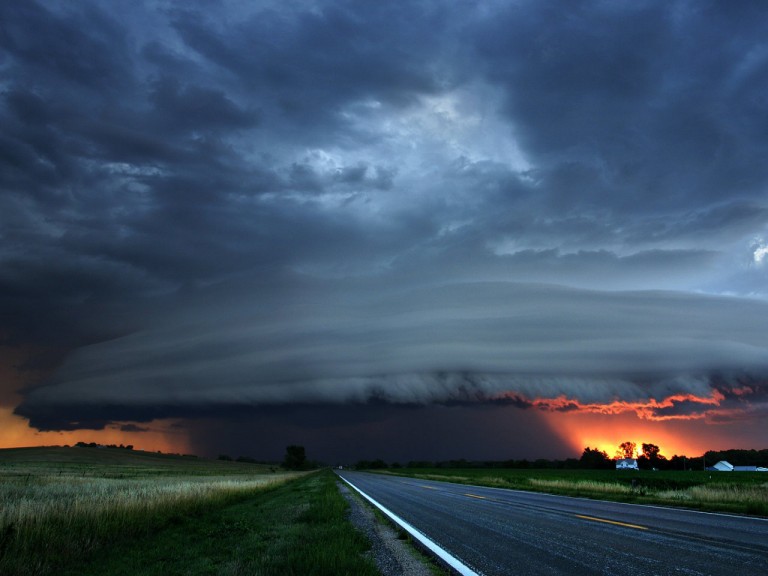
[616,441,636,459]
[668,454,688,471]
[283,445,307,470]
[580,447,612,469]
[641,443,660,460]
[636,443,669,470]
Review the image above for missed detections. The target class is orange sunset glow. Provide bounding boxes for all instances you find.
[0,347,187,455]
[529,391,725,421]
[0,406,190,455]
[545,408,752,460]
[490,384,768,460]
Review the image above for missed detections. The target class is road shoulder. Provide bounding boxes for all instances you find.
[338,480,444,576]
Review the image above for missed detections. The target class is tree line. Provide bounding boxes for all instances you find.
[352,445,768,471]
[75,441,134,450]
[581,443,768,470]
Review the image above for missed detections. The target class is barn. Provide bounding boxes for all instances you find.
[708,460,768,472]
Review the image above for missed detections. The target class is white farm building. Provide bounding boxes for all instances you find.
[615,458,639,470]
[708,460,768,472]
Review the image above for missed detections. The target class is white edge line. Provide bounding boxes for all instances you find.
[338,473,480,576]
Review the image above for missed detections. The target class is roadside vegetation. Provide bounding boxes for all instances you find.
[377,468,768,516]
[62,469,378,576]
[0,446,311,576]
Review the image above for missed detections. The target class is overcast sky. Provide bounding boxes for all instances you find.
[2,1,768,462]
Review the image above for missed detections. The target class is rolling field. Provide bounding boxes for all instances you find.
[0,445,280,475]
[379,467,768,516]
[0,447,366,576]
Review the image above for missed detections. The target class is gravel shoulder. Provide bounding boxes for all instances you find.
[338,481,444,576]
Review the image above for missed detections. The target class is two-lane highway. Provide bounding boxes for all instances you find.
[337,471,768,575]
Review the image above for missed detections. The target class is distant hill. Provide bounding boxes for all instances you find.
[0,446,276,474]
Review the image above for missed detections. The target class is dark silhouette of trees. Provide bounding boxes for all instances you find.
[641,443,661,460]
[580,447,613,469]
[340,445,764,473]
[74,441,133,450]
[616,441,637,459]
[638,443,668,469]
[667,455,690,470]
[705,448,768,467]
[283,445,307,470]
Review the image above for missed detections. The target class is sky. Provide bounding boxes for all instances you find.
[2,0,768,463]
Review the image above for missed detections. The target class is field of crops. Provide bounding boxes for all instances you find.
[0,447,300,576]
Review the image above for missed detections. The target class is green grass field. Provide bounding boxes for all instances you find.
[0,447,376,576]
[0,445,280,476]
[61,470,378,576]
[379,467,768,516]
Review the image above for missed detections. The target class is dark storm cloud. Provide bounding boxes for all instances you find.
[168,2,452,114]
[3,1,768,454]
[16,280,768,430]
[119,423,149,433]
[0,1,133,92]
[473,1,768,211]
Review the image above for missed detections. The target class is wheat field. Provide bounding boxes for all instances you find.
[0,447,301,576]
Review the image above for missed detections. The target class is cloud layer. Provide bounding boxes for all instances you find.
[2,1,768,455]
[16,280,768,431]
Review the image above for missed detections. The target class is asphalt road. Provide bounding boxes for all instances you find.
[336,470,768,576]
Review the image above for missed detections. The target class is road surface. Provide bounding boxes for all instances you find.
[337,470,768,576]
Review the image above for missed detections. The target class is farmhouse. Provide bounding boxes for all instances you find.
[615,458,639,470]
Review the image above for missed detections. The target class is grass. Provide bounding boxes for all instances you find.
[379,468,768,516]
[0,446,281,477]
[0,447,304,576]
[0,447,380,575]
[61,470,379,576]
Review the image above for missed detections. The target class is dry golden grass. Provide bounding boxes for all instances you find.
[0,448,304,576]
[528,478,633,495]
[657,483,768,505]
[1,474,296,532]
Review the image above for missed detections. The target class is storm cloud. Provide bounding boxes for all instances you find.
[16,279,768,433]
[3,1,768,458]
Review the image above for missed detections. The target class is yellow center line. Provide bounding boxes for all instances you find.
[575,514,647,530]
[464,493,487,500]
